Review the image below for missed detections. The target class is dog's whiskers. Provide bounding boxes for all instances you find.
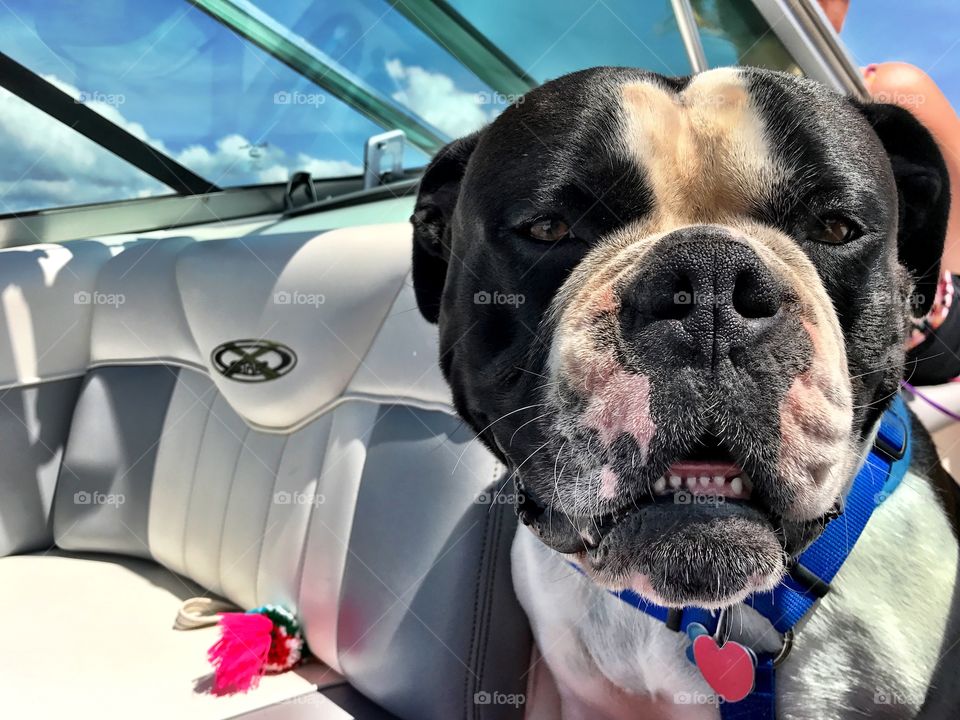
[553,442,585,537]
[851,383,904,411]
[513,365,550,380]
[509,412,552,446]
[494,438,552,512]
[453,402,547,472]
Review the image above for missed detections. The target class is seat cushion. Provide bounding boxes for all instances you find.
[0,551,340,719]
[1,222,532,719]
[49,365,531,719]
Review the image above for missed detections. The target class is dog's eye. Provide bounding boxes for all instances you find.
[527,217,573,243]
[814,216,861,244]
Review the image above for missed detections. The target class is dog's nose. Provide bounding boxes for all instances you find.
[619,229,784,367]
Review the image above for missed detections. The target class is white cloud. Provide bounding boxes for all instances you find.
[292,155,364,179]
[0,84,166,212]
[385,59,492,137]
[0,75,362,213]
[175,137,361,186]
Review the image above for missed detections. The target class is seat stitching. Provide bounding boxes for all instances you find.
[181,380,216,576]
[464,486,493,720]
[253,432,291,607]
[217,422,250,596]
[476,482,505,720]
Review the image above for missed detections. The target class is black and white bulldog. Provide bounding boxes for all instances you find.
[410,66,960,719]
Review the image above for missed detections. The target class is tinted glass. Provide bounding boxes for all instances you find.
[692,0,802,73]
[248,0,495,140]
[0,86,166,213]
[447,0,692,80]
[0,0,387,196]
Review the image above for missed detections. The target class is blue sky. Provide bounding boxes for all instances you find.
[843,0,960,107]
[1,0,958,214]
[0,0,696,212]
[0,0,497,212]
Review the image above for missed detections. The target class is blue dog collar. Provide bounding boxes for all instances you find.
[591,394,913,718]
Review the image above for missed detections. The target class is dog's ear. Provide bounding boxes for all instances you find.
[855,101,950,316]
[410,131,482,323]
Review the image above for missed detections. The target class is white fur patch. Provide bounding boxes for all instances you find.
[514,471,958,719]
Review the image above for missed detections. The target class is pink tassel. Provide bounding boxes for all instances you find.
[207,612,275,695]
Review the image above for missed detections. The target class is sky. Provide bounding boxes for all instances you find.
[842,0,960,107]
[0,0,695,213]
[0,0,958,214]
[0,0,493,212]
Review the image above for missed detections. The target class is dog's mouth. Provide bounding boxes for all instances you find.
[614,435,756,511]
[652,437,752,500]
[518,436,800,608]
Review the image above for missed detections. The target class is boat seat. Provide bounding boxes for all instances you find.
[0,223,530,719]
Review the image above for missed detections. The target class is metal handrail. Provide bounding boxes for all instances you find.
[671,0,709,73]
[750,0,869,97]
[787,0,869,98]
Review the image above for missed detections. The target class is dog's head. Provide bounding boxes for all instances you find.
[411,67,949,608]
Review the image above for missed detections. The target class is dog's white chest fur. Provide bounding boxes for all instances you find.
[512,471,957,720]
[513,525,718,720]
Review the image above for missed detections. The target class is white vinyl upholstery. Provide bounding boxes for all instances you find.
[0,219,530,720]
[0,551,342,720]
[0,218,277,390]
[90,236,204,368]
[0,241,113,387]
[176,228,416,431]
[346,279,452,409]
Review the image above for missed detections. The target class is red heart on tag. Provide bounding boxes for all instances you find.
[692,634,756,702]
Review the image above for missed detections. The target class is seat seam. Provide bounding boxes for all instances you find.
[467,461,505,716]
[253,432,291,607]
[180,381,216,576]
[217,423,250,596]
[11,364,458,432]
[464,487,494,720]
[299,412,341,669]
[342,270,409,391]
[145,367,186,559]
[476,488,505,720]
[0,370,87,392]
[47,375,90,549]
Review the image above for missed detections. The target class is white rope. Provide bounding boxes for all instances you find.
[173,597,239,630]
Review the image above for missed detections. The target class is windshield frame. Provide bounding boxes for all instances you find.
[0,0,866,248]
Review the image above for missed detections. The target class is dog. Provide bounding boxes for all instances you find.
[410,66,960,719]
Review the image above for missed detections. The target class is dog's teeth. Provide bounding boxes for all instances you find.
[698,476,710,487]
[653,476,667,494]
[686,477,697,489]
[712,476,725,486]
[669,475,682,489]
[731,477,744,495]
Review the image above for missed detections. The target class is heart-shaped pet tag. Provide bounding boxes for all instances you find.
[692,634,757,703]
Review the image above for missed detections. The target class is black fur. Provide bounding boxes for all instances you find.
[411,67,953,606]
[853,101,951,317]
[411,131,481,324]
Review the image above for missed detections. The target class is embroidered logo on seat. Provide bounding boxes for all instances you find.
[211,340,297,382]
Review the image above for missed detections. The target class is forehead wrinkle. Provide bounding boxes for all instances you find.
[618,68,786,225]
